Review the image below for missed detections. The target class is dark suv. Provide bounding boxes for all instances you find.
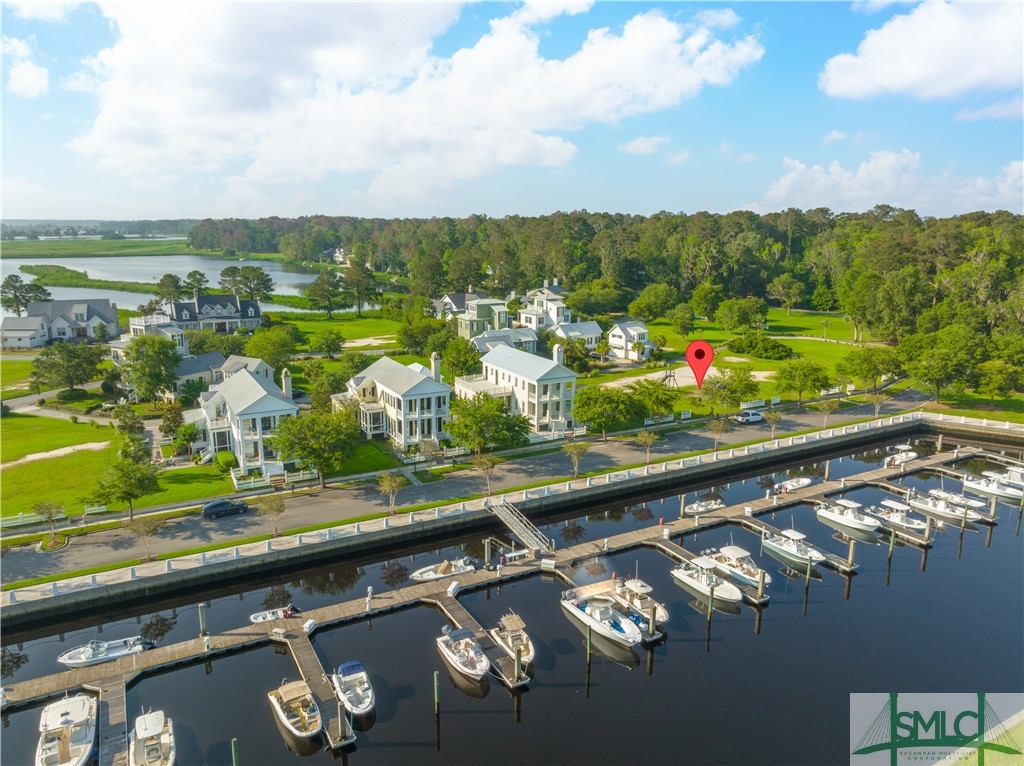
[201,499,248,519]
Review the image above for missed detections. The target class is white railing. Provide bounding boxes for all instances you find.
[284,469,319,483]
[8,409,1021,607]
[739,399,765,409]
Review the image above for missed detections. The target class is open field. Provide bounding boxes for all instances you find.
[0,413,113,463]
[280,315,401,348]
[328,440,400,477]
[1,359,36,400]
[0,239,209,257]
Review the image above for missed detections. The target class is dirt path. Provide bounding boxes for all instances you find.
[346,335,396,347]
[1,441,111,469]
[604,365,775,389]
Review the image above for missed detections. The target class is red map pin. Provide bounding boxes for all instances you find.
[685,340,714,389]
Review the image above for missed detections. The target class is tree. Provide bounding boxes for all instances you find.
[448,393,531,455]
[32,501,64,546]
[219,265,242,292]
[178,377,208,405]
[119,432,151,465]
[901,325,987,403]
[865,393,889,418]
[595,339,611,363]
[562,442,591,479]
[306,269,346,318]
[1,274,50,316]
[470,454,499,495]
[31,342,106,393]
[707,418,729,451]
[93,322,109,342]
[256,494,286,536]
[836,347,901,393]
[184,270,209,294]
[244,326,296,372]
[442,338,481,378]
[691,282,724,319]
[628,283,678,321]
[565,278,625,316]
[237,265,276,300]
[378,472,406,513]
[626,379,677,419]
[722,366,760,409]
[137,298,164,316]
[633,430,660,464]
[767,274,804,315]
[572,386,643,440]
[714,297,767,332]
[112,404,145,436]
[630,340,646,361]
[154,273,183,306]
[128,516,164,560]
[174,422,200,457]
[668,302,695,336]
[560,338,592,373]
[764,409,783,439]
[344,257,377,317]
[268,409,362,488]
[696,375,731,416]
[124,335,182,401]
[160,401,184,438]
[90,459,160,521]
[309,329,345,358]
[976,360,1021,404]
[818,398,841,428]
[185,329,247,357]
[774,357,830,408]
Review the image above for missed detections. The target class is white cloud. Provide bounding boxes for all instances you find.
[823,129,847,145]
[2,35,33,60]
[850,0,913,15]
[955,97,1024,122]
[66,4,764,207]
[510,1,593,26]
[737,152,759,162]
[667,149,691,165]
[5,2,80,22]
[694,9,741,29]
[7,60,49,97]
[761,150,1024,216]
[820,2,1023,99]
[619,135,670,154]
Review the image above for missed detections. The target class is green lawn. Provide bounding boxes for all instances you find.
[0,239,209,257]
[1,359,36,399]
[922,391,1024,425]
[328,440,400,478]
[0,412,114,463]
[281,315,402,348]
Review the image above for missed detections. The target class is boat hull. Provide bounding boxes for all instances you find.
[816,508,880,533]
[908,499,984,523]
[670,569,742,605]
[57,638,149,668]
[559,599,642,648]
[330,669,375,718]
[963,480,1021,501]
[761,539,824,570]
[435,637,489,681]
[35,694,97,766]
[128,714,175,766]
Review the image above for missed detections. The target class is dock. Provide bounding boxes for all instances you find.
[646,539,770,605]
[561,577,668,643]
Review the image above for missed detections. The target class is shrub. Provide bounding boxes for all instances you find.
[215,451,238,474]
[0,403,10,418]
[728,331,794,360]
[38,399,46,406]
[69,415,79,424]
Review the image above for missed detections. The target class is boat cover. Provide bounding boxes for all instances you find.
[276,681,313,703]
[338,661,365,676]
[718,545,750,559]
[498,614,526,631]
[836,498,862,509]
[691,555,718,569]
[447,629,475,642]
[135,711,164,739]
[623,579,652,593]
[881,499,910,511]
[781,529,806,540]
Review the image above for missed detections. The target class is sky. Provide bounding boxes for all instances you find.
[1,0,1022,221]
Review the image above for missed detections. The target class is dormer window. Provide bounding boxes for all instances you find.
[74,313,86,322]
[182,311,190,319]
[248,308,254,316]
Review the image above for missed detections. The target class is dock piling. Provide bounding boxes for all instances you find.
[707,585,715,623]
[804,555,812,585]
[586,625,592,664]
[198,601,207,637]
[433,670,440,714]
[847,539,856,568]
[231,737,239,766]
[757,569,766,601]
[649,605,656,638]
[924,516,933,543]
[888,529,896,561]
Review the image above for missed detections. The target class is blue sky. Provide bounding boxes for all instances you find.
[2,1,1021,220]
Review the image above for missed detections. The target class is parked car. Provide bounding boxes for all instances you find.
[201,499,248,519]
[291,388,307,400]
[732,410,765,424]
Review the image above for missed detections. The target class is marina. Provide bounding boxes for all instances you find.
[2,440,1022,764]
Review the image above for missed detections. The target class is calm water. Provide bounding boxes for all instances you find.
[3,440,1021,765]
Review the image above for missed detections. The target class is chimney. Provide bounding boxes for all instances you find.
[193,288,199,304]
[544,279,549,288]
[553,277,560,287]
[552,344,563,365]
[468,284,473,295]
[430,351,442,383]
[232,287,239,297]
[281,367,292,398]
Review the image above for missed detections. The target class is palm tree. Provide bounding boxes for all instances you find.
[562,442,591,479]
[764,410,783,439]
[631,340,646,361]
[707,418,729,451]
[633,430,660,464]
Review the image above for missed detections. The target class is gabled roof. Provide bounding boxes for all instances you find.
[610,320,649,339]
[469,328,538,353]
[25,299,117,325]
[480,345,576,382]
[552,321,602,339]
[170,294,260,318]
[1,316,46,331]
[355,356,451,397]
[221,355,270,375]
[176,352,226,377]
[206,368,295,414]
[439,292,488,312]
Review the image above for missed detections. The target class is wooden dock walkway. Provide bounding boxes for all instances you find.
[274,632,355,750]
[647,539,770,605]
[89,679,127,766]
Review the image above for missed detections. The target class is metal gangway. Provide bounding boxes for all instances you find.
[488,501,554,554]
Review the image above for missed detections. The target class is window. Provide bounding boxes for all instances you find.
[56,328,66,337]
[74,313,86,322]
[529,383,536,396]
[541,403,548,418]
[436,416,443,431]
[542,384,548,397]
[248,308,254,316]
[436,396,444,408]
[183,311,189,319]
[261,416,273,431]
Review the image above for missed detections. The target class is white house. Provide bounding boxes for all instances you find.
[431,289,489,321]
[337,352,452,451]
[169,290,262,333]
[1,299,119,348]
[469,327,538,354]
[516,290,572,331]
[607,320,654,361]
[183,368,298,475]
[455,344,577,433]
[550,320,603,351]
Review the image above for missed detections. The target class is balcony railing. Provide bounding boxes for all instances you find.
[455,374,513,398]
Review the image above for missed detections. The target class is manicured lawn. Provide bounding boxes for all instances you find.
[328,440,400,478]
[0,412,115,463]
[0,239,206,257]
[1,358,36,399]
[922,391,1024,425]
[141,466,234,507]
[281,315,402,348]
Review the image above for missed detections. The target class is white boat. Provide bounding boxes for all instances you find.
[927,489,986,509]
[761,528,827,570]
[329,661,375,717]
[773,477,812,494]
[249,604,300,624]
[410,556,476,582]
[683,498,725,516]
[670,556,743,606]
[560,594,643,647]
[963,472,1023,501]
[35,693,97,766]
[707,545,772,588]
[885,444,919,467]
[865,499,927,533]
[991,465,1024,490]
[128,710,175,766]
[611,578,670,626]
[907,493,986,523]
[267,680,322,740]
[436,626,490,680]
[485,612,535,667]
[57,637,151,668]
[815,498,881,532]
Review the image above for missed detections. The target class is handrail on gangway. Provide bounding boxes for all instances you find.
[488,501,554,554]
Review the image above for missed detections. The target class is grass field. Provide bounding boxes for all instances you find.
[328,440,400,478]
[281,315,402,348]
[1,359,36,400]
[0,239,210,258]
[921,391,1024,425]
[0,412,114,463]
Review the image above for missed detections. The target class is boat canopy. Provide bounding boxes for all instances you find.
[836,498,862,509]
[447,628,476,642]
[881,499,910,511]
[781,529,806,540]
[718,545,751,559]
[276,681,313,703]
[623,579,653,594]
[982,471,1007,481]
[894,444,913,451]
[135,711,165,739]
[691,555,719,569]
[498,613,526,631]
[338,661,365,676]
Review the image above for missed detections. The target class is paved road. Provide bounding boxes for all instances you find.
[0,391,928,584]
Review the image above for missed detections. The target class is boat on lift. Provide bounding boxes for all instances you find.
[683,498,725,516]
[927,489,986,509]
[989,465,1024,490]
[885,444,919,467]
[962,472,1023,501]
[35,693,97,766]
[560,593,643,647]
[761,528,827,570]
[128,709,176,766]
[815,498,881,533]
[773,477,812,494]
[670,556,743,606]
[410,556,476,582]
[485,612,535,667]
[436,626,490,680]
[907,493,986,523]
[865,499,927,533]
[706,545,773,588]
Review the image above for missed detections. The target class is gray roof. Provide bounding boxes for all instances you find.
[440,292,488,312]
[209,368,295,413]
[552,321,602,338]
[170,294,260,319]
[175,352,226,377]
[221,355,269,375]
[1,316,45,330]
[25,299,118,325]
[480,345,576,382]
[470,328,537,352]
[354,356,451,397]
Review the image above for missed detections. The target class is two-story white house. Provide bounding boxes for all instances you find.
[169,289,262,333]
[516,290,572,331]
[455,345,577,433]
[183,368,298,475]
[431,289,489,321]
[337,353,452,451]
[1,299,120,348]
[550,320,604,351]
[607,320,654,361]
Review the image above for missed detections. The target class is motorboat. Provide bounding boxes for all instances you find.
[706,545,772,588]
[885,444,919,467]
[485,612,535,667]
[963,472,1023,501]
[865,499,927,533]
[927,489,986,509]
[815,498,881,533]
[560,593,643,647]
[670,556,743,606]
[683,498,725,516]
[410,556,476,582]
[436,626,490,680]
[563,614,641,668]
[128,710,175,766]
[249,604,300,624]
[761,528,826,570]
[35,693,97,766]
[330,661,375,717]
[611,578,670,626]
[267,680,322,741]
[907,493,986,523]
[57,636,152,668]
[990,465,1024,490]
[773,477,812,494]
